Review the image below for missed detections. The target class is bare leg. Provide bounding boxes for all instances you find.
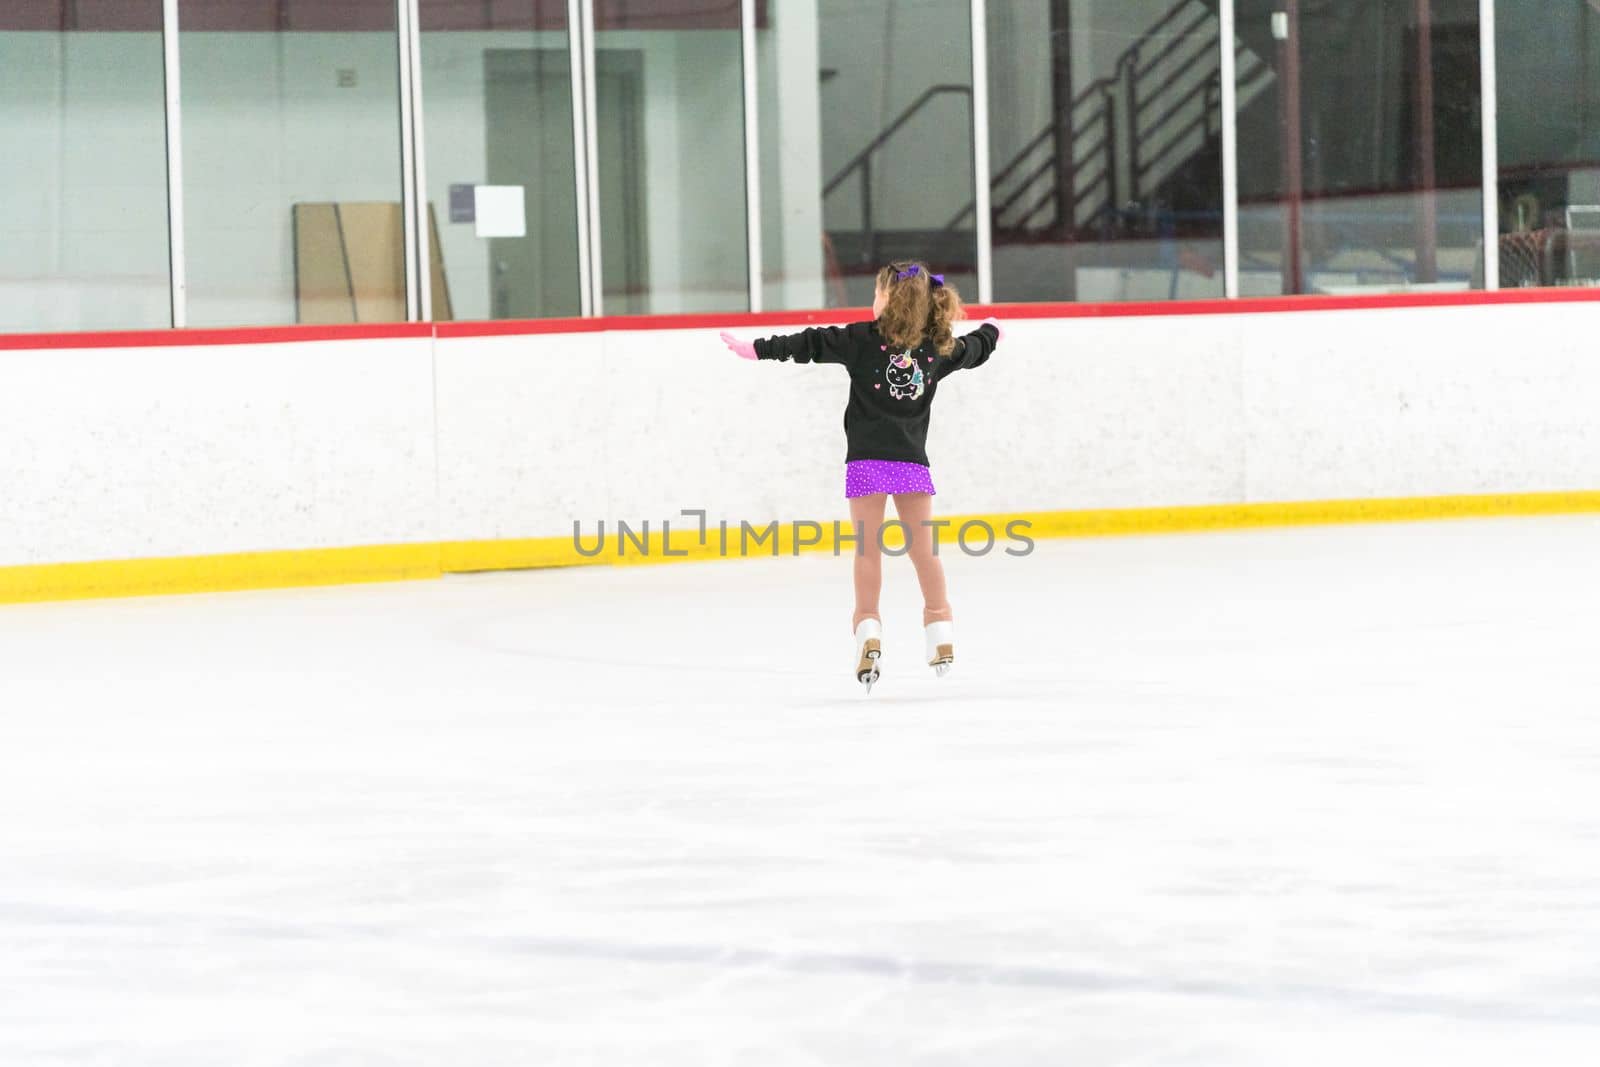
[849,494,887,631]
[892,492,953,626]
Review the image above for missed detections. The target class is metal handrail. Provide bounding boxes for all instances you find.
[1134,30,1218,118]
[989,126,1055,188]
[1135,71,1223,178]
[993,155,1062,218]
[821,84,974,198]
[1134,7,1215,80]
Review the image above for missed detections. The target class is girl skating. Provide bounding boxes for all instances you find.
[720,261,1002,692]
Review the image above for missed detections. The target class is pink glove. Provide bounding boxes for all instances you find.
[720,331,757,361]
[981,317,1004,344]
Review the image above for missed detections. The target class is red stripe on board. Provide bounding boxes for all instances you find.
[5,288,1600,352]
[0,322,434,352]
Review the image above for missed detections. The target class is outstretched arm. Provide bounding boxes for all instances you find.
[723,325,855,365]
[937,318,1002,378]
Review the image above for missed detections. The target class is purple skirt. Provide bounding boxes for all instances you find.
[845,460,937,498]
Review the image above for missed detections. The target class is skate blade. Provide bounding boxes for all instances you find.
[928,643,954,678]
[856,643,881,692]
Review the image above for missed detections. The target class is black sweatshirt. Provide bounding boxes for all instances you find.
[754,320,999,467]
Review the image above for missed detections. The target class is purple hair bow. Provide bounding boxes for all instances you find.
[895,264,944,286]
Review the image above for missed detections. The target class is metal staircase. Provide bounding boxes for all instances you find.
[822,0,1277,264]
[977,0,1274,239]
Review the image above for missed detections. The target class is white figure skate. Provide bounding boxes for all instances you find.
[925,620,954,677]
[854,618,882,693]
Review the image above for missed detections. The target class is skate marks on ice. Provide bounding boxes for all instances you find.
[459,611,818,681]
[441,544,1136,707]
[487,934,1600,1029]
[3,522,1600,1063]
[456,604,1082,709]
[7,897,1596,1030]
[449,585,1069,707]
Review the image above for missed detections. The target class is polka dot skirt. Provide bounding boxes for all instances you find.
[844,459,937,499]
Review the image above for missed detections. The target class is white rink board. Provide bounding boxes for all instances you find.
[432,316,1250,534]
[431,331,613,544]
[4,299,1600,569]
[1236,302,1600,501]
[0,337,438,566]
[435,301,1600,542]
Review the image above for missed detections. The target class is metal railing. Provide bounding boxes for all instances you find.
[811,0,1275,250]
[820,84,975,270]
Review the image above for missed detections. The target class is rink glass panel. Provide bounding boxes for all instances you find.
[1234,0,1485,296]
[0,3,171,331]
[417,1,582,321]
[757,0,979,311]
[176,1,408,327]
[1494,0,1600,289]
[589,1,749,315]
[985,0,1227,304]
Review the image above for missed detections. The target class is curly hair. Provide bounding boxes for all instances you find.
[874,260,965,356]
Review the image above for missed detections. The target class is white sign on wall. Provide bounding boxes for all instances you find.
[473,185,526,239]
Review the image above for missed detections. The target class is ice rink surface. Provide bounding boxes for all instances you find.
[4,516,1600,1065]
